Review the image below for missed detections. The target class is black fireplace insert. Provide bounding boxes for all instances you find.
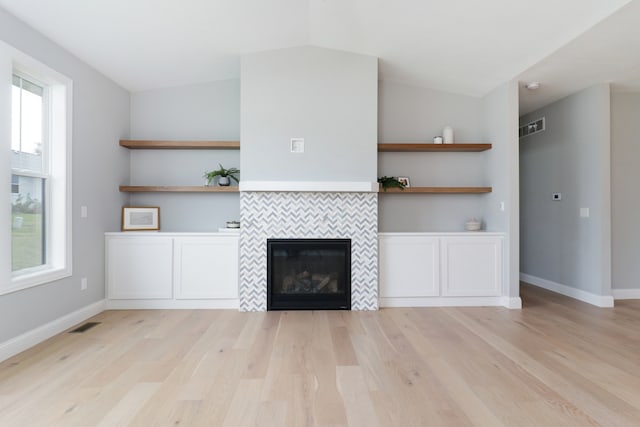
[267,238,351,310]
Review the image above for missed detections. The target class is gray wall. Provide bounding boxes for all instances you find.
[241,46,378,182]
[378,81,487,231]
[520,84,611,296]
[611,92,640,290]
[0,7,130,343]
[129,80,241,231]
[482,81,520,298]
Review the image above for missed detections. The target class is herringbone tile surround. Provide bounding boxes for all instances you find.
[239,192,378,311]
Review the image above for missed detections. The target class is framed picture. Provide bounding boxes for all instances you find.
[397,176,411,188]
[122,206,160,231]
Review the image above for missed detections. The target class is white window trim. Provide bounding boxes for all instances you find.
[2,45,72,295]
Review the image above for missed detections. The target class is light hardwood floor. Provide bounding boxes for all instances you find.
[2,284,640,426]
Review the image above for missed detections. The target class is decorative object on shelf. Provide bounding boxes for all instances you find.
[204,164,240,186]
[397,177,411,188]
[226,220,240,229]
[465,218,481,231]
[122,206,160,231]
[218,227,240,233]
[443,126,454,144]
[433,136,443,144]
[377,176,406,191]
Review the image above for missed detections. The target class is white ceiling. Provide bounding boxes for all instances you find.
[0,0,636,111]
[519,0,640,114]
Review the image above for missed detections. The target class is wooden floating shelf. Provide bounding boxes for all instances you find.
[378,143,492,152]
[120,140,240,149]
[380,187,492,194]
[119,186,239,193]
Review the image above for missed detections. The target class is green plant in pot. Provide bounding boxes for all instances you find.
[377,176,406,191]
[204,164,240,186]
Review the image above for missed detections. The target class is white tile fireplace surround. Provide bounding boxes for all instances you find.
[239,191,378,311]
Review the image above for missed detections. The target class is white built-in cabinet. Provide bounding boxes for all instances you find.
[440,235,502,297]
[173,236,239,299]
[105,232,239,309]
[379,235,440,298]
[106,235,174,299]
[105,232,504,310]
[379,232,504,306]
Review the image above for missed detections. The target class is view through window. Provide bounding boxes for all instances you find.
[11,74,47,272]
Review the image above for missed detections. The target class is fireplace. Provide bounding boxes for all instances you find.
[267,238,351,310]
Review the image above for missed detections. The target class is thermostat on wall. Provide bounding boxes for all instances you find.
[290,138,304,153]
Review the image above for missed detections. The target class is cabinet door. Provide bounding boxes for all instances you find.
[379,235,440,297]
[173,237,239,299]
[441,236,502,297]
[106,236,173,299]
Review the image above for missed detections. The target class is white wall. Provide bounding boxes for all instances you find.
[0,7,130,343]
[241,46,378,182]
[611,91,640,290]
[520,84,611,296]
[482,81,520,299]
[378,81,487,231]
[128,80,241,231]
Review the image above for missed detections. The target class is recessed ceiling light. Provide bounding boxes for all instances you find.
[525,82,540,90]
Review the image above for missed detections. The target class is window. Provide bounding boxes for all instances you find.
[11,75,47,272]
[11,175,19,194]
[2,50,72,294]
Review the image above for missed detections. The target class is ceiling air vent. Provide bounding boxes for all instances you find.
[519,117,545,139]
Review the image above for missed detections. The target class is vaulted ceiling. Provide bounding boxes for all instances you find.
[0,0,637,113]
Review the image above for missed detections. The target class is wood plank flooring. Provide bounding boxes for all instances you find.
[2,284,640,426]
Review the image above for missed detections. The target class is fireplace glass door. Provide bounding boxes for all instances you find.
[267,239,351,310]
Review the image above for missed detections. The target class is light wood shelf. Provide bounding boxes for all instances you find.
[120,140,240,149]
[380,186,492,194]
[119,186,239,193]
[378,143,491,152]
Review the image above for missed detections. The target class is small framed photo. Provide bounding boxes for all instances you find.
[122,206,160,231]
[397,177,411,188]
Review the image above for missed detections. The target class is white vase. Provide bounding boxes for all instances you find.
[218,176,230,186]
[443,126,454,144]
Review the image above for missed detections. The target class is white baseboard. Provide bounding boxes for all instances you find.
[380,296,510,308]
[501,296,523,309]
[105,299,239,310]
[612,288,640,300]
[520,273,614,307]
[0,299,106,363]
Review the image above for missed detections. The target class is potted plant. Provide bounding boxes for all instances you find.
[204,164,240,186]
[377,176,406,191]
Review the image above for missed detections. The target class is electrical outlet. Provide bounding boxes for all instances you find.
[552,193,562,201]
[580,208,590,218]
[81,277,87,290]
[81,205,88,218]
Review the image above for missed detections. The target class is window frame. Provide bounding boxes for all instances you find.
[2,47,73,295]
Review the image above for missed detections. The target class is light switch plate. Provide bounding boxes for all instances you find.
[290,138,304,153]
[580,207,590,218]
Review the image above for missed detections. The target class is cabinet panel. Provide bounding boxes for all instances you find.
[379,235,439,297]
[441,236,502,296]
[107,237,173,299]
[173,237,239,299]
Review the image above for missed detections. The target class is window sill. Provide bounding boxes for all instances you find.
[3,266,72,295]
